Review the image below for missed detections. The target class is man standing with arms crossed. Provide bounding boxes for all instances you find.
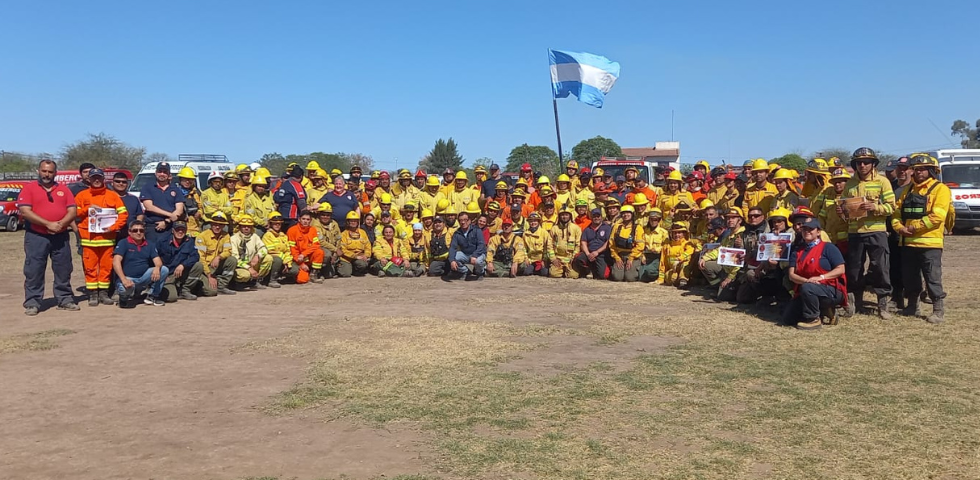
[140,162,185,244]
[17,159,79,315]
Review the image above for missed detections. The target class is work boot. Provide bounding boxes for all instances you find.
[99,290,115,305]
[268,280,282,288]
[900,296,922,317]
[311,274,324,284]
[821,305,838,325]
[927,299,945,324]
[845,292,856,316]
[217,287,237,295]
[877,295,893,320]
[178,291,198,301]
[88,289,100,307]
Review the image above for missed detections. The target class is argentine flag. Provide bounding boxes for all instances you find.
[549,49,620,108]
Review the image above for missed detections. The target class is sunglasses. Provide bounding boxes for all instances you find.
[854,160,875,165]
[130,228,145,233]
[748,213,764,218]
[112,179,129,184]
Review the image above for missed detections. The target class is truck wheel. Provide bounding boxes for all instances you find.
[6,216,18,232]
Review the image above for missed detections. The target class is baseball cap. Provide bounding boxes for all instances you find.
[490,163,500,170]
[156,162,171,173]
[502,218,513,225]
[709,217,726,230]
[433,216,445,223]
[173,221,188,230]
[801,218,821,230]
[88,168,105,178]
[590,208,603,216]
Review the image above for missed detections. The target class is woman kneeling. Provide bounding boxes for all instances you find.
[783,219,847,331]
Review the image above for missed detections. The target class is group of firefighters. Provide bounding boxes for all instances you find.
[20,147,952,330]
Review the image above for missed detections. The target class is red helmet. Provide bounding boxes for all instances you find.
[415,169,426,178]
[365,180,378,190]
[686,171,705,182]
[379,171,390,179]
[521,163,533,172]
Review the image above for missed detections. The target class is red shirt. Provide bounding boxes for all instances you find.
[16,181,75,234]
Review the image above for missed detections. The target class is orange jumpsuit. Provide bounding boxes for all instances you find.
[287,223,324,284]
[75,187,128,291]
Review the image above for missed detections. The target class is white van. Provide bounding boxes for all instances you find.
[130,154,236,193]
[933,149,980,229]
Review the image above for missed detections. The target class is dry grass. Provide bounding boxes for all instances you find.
[0,328,76,355]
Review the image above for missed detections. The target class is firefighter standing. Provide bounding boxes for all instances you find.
[75,168,129,306]
[891,153,951,324]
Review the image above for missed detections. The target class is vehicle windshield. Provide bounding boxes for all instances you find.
[592,165,651,183]
[0,188,20,202]
[941,163,980,189]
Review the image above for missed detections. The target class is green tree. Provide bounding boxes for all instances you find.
[418,138,464,172]
[144,152,173,167]
[259,152,288,176]
[505,144,559,177]
[812,147,851,165]
[951,119,980,148]
[0,151,37,173]
[770,153,808,174]
[341,153,375,172]
[571,136,622,167]
[61,133,145,172]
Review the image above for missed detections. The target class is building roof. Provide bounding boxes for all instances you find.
[621,147,680,158]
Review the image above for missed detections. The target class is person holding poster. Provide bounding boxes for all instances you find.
[75,168,128,306]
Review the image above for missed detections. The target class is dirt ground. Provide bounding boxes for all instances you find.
[1,231,978,479]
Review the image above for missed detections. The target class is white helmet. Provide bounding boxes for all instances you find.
[249,162,262,171]
[208,171,223,182]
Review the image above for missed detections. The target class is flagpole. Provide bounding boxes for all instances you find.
[552,98,564,165]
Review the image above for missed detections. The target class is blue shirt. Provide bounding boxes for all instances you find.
[139,182,185,223]
[156,232,200,272]
[789,240,844,271]
[582,223,613,253]
[119,192,144,231]
[448,225,487,259]
[114,237,160,277]
[320,190,359,224]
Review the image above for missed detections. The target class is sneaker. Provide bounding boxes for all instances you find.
[377,271,386,278]
[144,296,165,306]
[217,287,237,295]
[796,319,822,331]
[58,302,80,311]
[25,306,39,316]
[268,281,282,289]
[256,283,267,289]
[178,291,198,301]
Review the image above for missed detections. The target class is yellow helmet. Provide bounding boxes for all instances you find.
[237,215,256,226]
[426,175,440,187]
[768,163,781,173]
[268,212,283,221]
[539,185,554,196]
[177,167,196,179]
[310,168,326,179]
[436,198,450,212]
[250,175,268,186]
[444,206,457,215]
[699,198,714,208]
[487,201,501,211]
[695,160,710,170]
[830,170,852,182]
[806,158,828,174]
[474,165,487,174]
[317,203,333,213]
[495,181,508,190]
[671,221,689,232]
[566,160,579,169]
[773,169,796,181]
[236,164,252,174]
[210,212,229,224]
[331,168,342,176]
[768,208,792,221]
[536,175,551,185]
[421,208,434,219]
[632,193,648,206]
[454,171,468,181]
[667,170,683,182]
[223,171,238,180]
[255,167,271,178]
[648,207,664,218]
[398,170,412,180]
[594,167,604,177]
[725,206,744,218]
[345,211,360,221]
[464,201,481,215]
[306,161,320,171]
[620,205,636,214]
[751,159,769,171]
[379,193,393,204]
[515,178,528,188]
[557,174,571,183]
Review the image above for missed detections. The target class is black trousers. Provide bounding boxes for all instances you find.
[901,247,945,301]
[783,283,844,322]
[888,233,903,300]
[846,232,891,296]
[23,230,74,309]
[573,251,611,280]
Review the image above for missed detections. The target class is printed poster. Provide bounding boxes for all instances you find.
[717,247,746,267]
[88,207,118,233]
[757,233,793,262]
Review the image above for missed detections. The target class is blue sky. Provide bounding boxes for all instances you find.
[2,0,977,171]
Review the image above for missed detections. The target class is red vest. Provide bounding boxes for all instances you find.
[794,241,848,306]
